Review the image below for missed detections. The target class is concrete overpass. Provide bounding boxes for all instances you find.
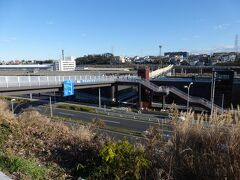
[0,75,222,113]
[0,75,116,96]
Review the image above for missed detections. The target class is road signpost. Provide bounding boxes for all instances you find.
[63,80,74,97]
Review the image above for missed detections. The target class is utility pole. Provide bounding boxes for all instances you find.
[49,96,53,117]
[184,82,193,113]
[221,94,224,115]
[210,71,216,117]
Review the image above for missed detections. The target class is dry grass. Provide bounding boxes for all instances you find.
[0,100,16,125]
[0,100,101,179]
[2,98,240,179]
[146,108,240,180]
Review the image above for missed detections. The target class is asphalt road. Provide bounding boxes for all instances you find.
[36,106,159,132]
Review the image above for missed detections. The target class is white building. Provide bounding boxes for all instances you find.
[115,56,126,63]
[54,56,76,71]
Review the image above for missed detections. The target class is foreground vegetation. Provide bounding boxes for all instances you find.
[1,99,240,179]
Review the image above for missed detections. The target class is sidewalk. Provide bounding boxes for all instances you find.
[0,172,11,180]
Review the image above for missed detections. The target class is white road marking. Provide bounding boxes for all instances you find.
[59,112,73,116]
[102,120,121,124]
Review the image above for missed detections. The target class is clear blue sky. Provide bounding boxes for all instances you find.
[0,0,240,60]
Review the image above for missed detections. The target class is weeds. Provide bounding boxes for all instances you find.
[0,155,47,179]
[56,104,95,113]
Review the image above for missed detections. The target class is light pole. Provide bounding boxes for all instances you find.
[221,94,224,115]
[210,71,216,117]
[184,82,193,112]
[49,96,53,117]
[11,99,16,113]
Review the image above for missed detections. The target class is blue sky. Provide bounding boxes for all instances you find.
[0,0,240,60]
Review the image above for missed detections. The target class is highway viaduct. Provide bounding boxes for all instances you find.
[0,75,222,112]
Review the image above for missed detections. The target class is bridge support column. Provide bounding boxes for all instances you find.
[138,84,142,110]
[114,84,119,106]
[98,88,101,108]
[162,95,166,109]
[30,93,32,99]
[111,85,115,102]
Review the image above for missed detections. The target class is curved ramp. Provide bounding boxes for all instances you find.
[150,65,173,79]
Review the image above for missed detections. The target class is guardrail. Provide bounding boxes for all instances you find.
[0,75,116,88]
[169,86,222,113]
[96,108,170,122]
[0,75,141,88]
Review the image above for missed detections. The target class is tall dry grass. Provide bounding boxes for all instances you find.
[0,100,15,125]
[0,100,101,178]
[146,109,240,180]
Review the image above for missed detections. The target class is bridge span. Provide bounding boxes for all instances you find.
[0,75,222,113]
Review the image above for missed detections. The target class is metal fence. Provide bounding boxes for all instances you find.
[0,75,121,88]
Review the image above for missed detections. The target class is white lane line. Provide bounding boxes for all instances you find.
[102,120,121,124]
[59,112,73,116]
[58,112,120,124]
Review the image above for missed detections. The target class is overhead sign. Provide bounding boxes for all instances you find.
[63,80,74,96]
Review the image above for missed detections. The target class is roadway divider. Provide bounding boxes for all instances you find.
[95,107,172,127]
[54,102,172,128]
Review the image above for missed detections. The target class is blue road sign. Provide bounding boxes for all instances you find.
[63,80,74,96]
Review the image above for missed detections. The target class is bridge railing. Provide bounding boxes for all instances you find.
[168,86,222,112]
[0,75,118,88]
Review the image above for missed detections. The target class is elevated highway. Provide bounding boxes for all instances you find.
[0,75,222,113]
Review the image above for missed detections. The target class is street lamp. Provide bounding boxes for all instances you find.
[11,99,16,113]
[184,82,193,112]
[49,96,53,117]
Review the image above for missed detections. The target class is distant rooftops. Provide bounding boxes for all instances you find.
[0,64,53,71]
[0,64,53,68]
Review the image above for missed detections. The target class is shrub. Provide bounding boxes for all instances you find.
[90,139,149,179]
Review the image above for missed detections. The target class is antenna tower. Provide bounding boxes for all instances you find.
[159,45,162,56]
[62,49,65,60]
[235,34,239,53]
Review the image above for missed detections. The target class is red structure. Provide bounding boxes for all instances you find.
[138,66,150,80]
[137,66,152,109]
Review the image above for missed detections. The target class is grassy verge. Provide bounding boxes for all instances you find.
[0,96,31,103]
[56,104,95,113]
[0,155,47,179]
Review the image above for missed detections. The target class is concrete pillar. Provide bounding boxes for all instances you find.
[98,88,101,108]
[162,95,166,109]
[138,83,142,110]
[111,85,115,102]
[114,84,119,105]
[30,93,32,99]
[173,68,176,76]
